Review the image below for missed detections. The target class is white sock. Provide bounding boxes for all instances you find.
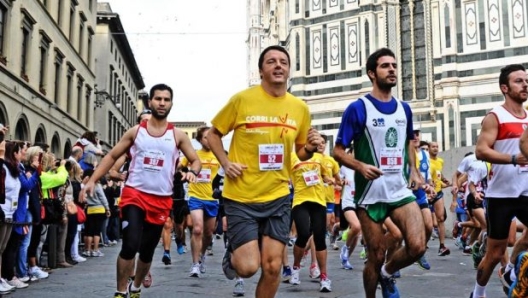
[473,283,486,297]
[130,282,141,291]
[381,264,392,278]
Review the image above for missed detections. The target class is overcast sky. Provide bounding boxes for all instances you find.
[105,0,248,124]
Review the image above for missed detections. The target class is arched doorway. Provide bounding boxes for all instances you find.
[63,139,72,159]
[15,115,29,141]
[0,102,7,129]
[51,133,61,157]
[34,125,47,146]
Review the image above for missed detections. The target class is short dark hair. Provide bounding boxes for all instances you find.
[499,64,526,88]
[419,140,429,147]
[366,48,396,81]
[137,109,152,124]
[195,126,210,142]
[258,45,291,70]
[321,134,328,143]
[149,84,173,100]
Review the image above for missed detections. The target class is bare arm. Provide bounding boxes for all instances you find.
[208,127,229,168]
[333,143,383,180]
[108,155,127,181]
[476,114,526,164]
[295,127,322,161]
[175,129,201,175]
[521,128,528,159]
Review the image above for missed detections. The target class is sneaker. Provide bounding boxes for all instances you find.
[128,281,141,298]
[162,251,171,265]
[393,270,401,278]
[73,256,87,262]
[19,276,30,283]
[177,243,185,255]
[142,271,152,288]
[455,237,465,249]
[340,245,349,263]
[222,248,236,280]
[114,292,127,298]
[432,228,439,239]
[0,281,12,295]
[288,238,295,247]
[215,234,222,240]
[309,263,321,279]
[29,267,49,279]
[183,245,188,253]
[282,266,292,282]
[472,243,482,269]
[82,250,92,257]
[360,247,368,260]
[332,243,339,250]
[438,246,451,256]
[510,251,528,298]
[300,250,309,267]
[417,255,431,270]
[319,278,332,292]
[206,245,214,256]
[0,278,15,292]
[199,255,206,273]
[342,260,354,270]
[499,265,513,295]
[92,250,104,257]
[8,277,28,289]
[452,221,460,238]
[189,263,201,278]
[379,275,399,298]
[479,233,488,257]
[463,246,472,255]
[233,279,245,297]
[290,268,301,285]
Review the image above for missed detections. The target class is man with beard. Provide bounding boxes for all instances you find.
[471,64,528,298]
[83,83,201,298]
[333,48,425,298]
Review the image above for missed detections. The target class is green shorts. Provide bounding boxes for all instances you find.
[361,196,416,223]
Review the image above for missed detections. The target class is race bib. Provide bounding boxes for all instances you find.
[259,144,284,171]
[302,170,320,186]
[143,150,165,172]
[380,148,403,173]
[518,165,528,174]
[196,168,212,183]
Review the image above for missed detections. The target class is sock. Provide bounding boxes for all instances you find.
[175,237,182,246]
[381,264,392,278]
[283,265,290,271]
[130,282,141,292]
[164,249,170,254]
[473,283,486,297]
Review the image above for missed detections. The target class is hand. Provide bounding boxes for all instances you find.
[323,176,336,185]
[83,181,95,199]
[182,171,197,183]
[451,185,459,195]
[474,192,484,204]
[516,153,528,166]
[408,170,424,191]
[449,201,457,213]
[26,171,32,178]
[60,159,67,166]
[223,162,248,179]
[120,172,127,181]
[358,163,383,180]
[0,125,8,135]
[334,184,342,191]
[105,210,111,218]
[306,128,322,149]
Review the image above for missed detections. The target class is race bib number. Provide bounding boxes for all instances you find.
[259,144,284,171]
[143,150,165,172]
[380,148,403,173]
[302,170,320,186]
[196,168,212,183]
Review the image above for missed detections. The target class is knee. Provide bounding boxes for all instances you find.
[233,256,260,278]
[261,256,282,276]
[192,226,203,236]
[350,223,361,236]
[406,241,427,259]
[294,235,309,249]
[119,243,137,260]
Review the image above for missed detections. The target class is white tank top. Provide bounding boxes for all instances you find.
[486,106,528,198]
[355,97,414,205]
[125,121,180,196]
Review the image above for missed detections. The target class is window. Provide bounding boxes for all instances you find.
[110,40,113,53]
[77,76,84,120]
[0,5,7,57]
[21,28,29,78]
[57,0,62,25]
[39,32,51,92]
[109,66,114,96]
[78,18,84,54]
[54,51,64,104]
[87,27,94,66]
[69,3,75,41]
[66,65,74,113]
[85,85,91,126]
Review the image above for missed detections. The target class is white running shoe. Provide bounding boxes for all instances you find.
[29,267,49,279]
[309,264,321,279]
[199,255,206,274]
[73,256,87,262]
[8,277,29,289]
[340,245,349,263]
[189,263,201,278]
[92,250,104,257]
[320,278,332,292]
[0,278,15,291]
[290,268,301,285]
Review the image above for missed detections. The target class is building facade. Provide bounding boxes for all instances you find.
[94,3,144,149]
[0,0,98,157]
[248,0,528,151]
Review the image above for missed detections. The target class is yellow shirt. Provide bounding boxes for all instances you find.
[181,150,220,201]
[321,155,340,203]
[211,86,311,203]
[430,157,444,193]
[291,153,328,208]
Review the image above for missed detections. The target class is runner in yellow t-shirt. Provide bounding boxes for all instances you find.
[428,141,452,257]
[208,46,324,296]
[320,136,341,250]
[180,127,220,278]
[289,151,332,291]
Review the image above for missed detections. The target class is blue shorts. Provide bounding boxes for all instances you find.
[414,189,429,209]
[326,203,335,214]
[188,197,219,218]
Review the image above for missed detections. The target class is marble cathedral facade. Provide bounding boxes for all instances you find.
[247,0,528,150]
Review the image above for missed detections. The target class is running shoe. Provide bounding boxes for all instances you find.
[199,255,206,274]
[309,263,321,279]
[233,278,245,297]
[340,245,349,263]
[319,278,332,292]
[142,271,152,288]
[509,251,528,298]
[499,265,513,295]
[438,246,451,256]
[342,260,354,270]
[472,243,482,269]
[222,248,236,280]
[417,255,431,270]
[177,243,185,255]
[128,281,141,298]
[162,251,171,265]
[282,266,292,282]
[114,292,127,298]
[379,275,399,298]
[290,268,301,285]
[189,263,201,278]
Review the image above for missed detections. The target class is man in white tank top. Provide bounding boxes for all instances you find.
[471,65,528,298]
[83,84,201,298]
[334,48,426,298]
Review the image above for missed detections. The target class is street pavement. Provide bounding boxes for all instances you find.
[11,235,506,298]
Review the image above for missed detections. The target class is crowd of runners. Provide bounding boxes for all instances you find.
[1,46,527,298]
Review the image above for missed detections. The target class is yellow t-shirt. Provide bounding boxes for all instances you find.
[290,153,328,208]
[430,157,444,193]
[181,150,220,201]
[211,86,311,204]
[321,155,340,203]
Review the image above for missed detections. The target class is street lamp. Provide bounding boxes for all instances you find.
[94,85,120,108]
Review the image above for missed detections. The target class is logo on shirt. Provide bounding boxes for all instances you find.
[395,119,406,126]
[385,127,398,148]
[372,118,385,127]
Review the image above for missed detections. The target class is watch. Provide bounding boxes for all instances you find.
[190,170,199,176]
